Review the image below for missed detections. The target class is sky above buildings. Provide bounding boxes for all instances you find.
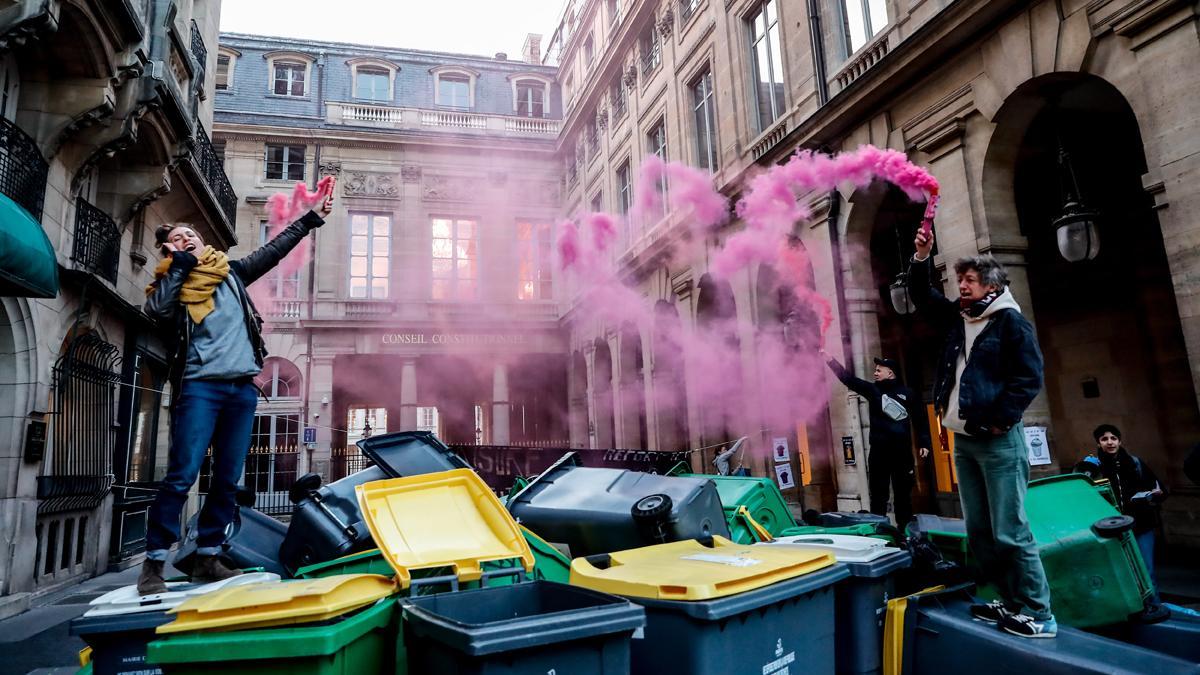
[220,0,564,58]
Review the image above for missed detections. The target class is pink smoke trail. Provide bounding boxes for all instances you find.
[557,144,941,460]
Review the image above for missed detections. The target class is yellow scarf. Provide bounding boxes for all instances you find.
[146,246,231,323]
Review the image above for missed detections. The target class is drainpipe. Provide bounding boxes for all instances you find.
[806,0,830,107]
[301,51,326,473]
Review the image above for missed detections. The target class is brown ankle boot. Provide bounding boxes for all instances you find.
[137,559,168,596]
[191,555,243,584]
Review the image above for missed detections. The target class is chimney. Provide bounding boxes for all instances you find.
[495,52,508,60]
[522,33,542,64]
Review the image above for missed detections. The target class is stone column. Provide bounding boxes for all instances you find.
[400,359,418,430]
[492,363,511,445]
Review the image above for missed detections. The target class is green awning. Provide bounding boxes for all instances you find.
[0,193,58,298]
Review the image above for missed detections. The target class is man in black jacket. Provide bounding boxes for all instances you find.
[137,195,333,595]
[908,228,1055,639]
[823,353,930,527]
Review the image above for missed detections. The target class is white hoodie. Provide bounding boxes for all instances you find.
[942,287,1022,435]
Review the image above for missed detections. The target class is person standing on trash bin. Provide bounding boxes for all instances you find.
[138,191,335,595]
[1073,424,1166,598]
[820,352,931,527]
[907,228,1055,639]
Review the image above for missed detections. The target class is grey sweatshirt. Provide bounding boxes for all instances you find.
[183,277,261,381]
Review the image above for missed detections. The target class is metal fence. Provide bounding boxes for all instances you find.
[199,446,298,516]
[0,114,48,220]
[72,199,121,283]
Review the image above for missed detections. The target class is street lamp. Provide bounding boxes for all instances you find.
[1053,145,1100,262]
[890,272,916,315]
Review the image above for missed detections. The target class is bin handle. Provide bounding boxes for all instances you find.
[734,506,774,543]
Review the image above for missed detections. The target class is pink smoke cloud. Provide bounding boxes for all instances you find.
[559,144,940,459]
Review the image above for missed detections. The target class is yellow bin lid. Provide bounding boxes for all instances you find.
[569,536,836,601]
[156,574,396,634]
[356,469,534,588]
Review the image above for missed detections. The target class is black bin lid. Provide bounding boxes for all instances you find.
[356,430,471,479]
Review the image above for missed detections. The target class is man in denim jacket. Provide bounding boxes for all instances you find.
[137,194,333,595]
[909,228,1055,638]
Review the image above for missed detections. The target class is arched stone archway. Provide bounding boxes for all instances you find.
[985,73,1200,494]
[617,323,647,449]
[694,273,741,466]
[592,338,615,449]
[0,297,43,596]
[569,350,590,448]
[652,301,690,452]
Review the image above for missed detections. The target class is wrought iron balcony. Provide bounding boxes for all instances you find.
[192,126,237,226]
[72,199,121,284]
[190,19,206,76]
[0,115,49,221]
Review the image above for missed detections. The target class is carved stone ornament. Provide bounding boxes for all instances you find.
[401,164,422,182]
[514,180,561,206]
[343,171,400,198]
[596,107,609,131]
[318,160,342,177]
[422,174,481,202]
[623,64,638,90]
[657,8,675,37]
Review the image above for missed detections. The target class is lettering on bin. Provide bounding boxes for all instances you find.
[762,650,795,675]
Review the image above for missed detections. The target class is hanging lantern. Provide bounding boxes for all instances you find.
[1054,146,1100,262]
[890,272,916,315]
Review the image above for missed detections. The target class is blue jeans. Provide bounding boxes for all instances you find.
[1136,529,1160,602]
[146,379,258,559]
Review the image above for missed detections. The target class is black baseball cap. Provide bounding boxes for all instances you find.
[873,357,899,371]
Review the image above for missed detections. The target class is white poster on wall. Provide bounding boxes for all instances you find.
[772,437,790,463]
[1024,426,1051,466]
[774,462,796,490]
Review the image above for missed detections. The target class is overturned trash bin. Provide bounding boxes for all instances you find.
[759,534,911,675]
[69,573,278,675]
[507,452,730,557]
[570,535,848,675]
[883,586,1200,675]
[174,490,288,577]
[279,431,472,575]
[679,473,798,544]
[401,581,645,675]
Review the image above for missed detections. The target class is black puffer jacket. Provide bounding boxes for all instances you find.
[907,256,1044,434]
[827,358,931,458]
[146,211,323,400]
[1074,447,1166,534]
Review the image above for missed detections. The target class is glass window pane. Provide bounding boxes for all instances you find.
[432,259,453,276]
[432,219,451,238]
[351,236,368,255]
[350,257,367,275]
[868,0,888,36]
[517,222,532,239]
[352,215,369,235]
[844,0,868,52]
[456,220,475,238]
[287,162,305,181]
[372,216,390,235]
[765,0,776,26]
[371,258,389,277]
[372,237,389,255]
[371,278,389,298]
[456,239,475,258]
[456,258,476,278]
[350,277,367,298]
[432,239,452,258]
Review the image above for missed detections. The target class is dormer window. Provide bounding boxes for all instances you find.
[510,75,553,118]
[215,48,239,91]
[265,51,315,98]
[349,58,399,102]
[431,66,479,110]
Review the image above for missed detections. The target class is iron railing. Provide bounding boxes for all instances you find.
[330,445,372,481]
[72,199,121,284]
[190,19,207,73]
[0,115,49,221]
[192,126,237,226]
[49,333,121,482]
[199,446,298,517]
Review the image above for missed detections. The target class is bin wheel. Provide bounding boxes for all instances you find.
[1091,515,1135,538]
[631,494,673,520]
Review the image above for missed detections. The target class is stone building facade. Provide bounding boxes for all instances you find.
[552,0,1200,545]
[212,34,567,480]
[0,0,234,612]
